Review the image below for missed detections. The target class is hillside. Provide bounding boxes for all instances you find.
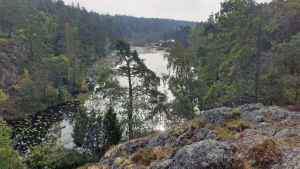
[0,38,32,118]
[81,104,300,169]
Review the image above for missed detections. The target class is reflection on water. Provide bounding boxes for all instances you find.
[7,101,79,156]
[7,47,172,155]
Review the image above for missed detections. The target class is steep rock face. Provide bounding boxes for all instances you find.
[94,104,300,169]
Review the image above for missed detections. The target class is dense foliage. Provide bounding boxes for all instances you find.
[0,0,195,113]
[23,143,99,169]
[164,0,300,120]
[0,117,22,169]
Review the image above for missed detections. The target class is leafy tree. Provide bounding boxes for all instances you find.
[275,34,300,105]
[0,89,9,103]
[63,23,84,89]
[0,0,25,37]
[165,43,208,120]
[48,55,69,87]
[0,117,22,169]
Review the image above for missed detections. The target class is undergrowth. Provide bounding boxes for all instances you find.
[248,139,281,168]
[131,149,157,166]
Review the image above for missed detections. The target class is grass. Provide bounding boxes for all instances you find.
[224,119,252,131]
[189,118,205,130]
[131,149,157,166]
[215,128,236,140]
[231,109,241,117]
[248,139,281,168]
[154,148,167,160]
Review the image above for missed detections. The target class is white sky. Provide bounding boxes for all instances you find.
[62,0,273,22]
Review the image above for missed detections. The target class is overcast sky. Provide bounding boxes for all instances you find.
[62,0,273,22]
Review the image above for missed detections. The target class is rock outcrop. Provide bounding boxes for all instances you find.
[91,104,300,169]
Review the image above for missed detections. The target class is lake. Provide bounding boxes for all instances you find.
[7,46,172,156]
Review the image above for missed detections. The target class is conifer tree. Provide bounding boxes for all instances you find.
[103,107,122,149]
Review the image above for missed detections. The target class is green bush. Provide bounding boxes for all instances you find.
[0,38,6,48]
[224,119,250,131]
[215,128,236,141]
[0,32,8,38]
[0,117,23,169]
[23,143,99,169]
[231,110,241,117]
[0,89,9,103]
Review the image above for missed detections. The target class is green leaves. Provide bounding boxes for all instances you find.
[0,117,22,169]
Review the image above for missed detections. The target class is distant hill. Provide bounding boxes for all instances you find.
[111,15,198,38]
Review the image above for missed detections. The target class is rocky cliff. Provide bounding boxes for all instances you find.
[80,103,300,169]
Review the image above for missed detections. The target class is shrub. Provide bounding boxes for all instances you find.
[231,109,241,117]
[155,148,167,160]
[80,84,88,92]
[224,119,250,131]
[58,88,70,102]
[0,117,23,169]
[0,32,8,38]
[0,38,6,48]
[23,143,99,169]
[190,119,205,130]
[248,139,281,168]
[230,159,244,169]
[0,89,9,103]
[131,149,157,166]
[206,124,217,130]
[13,85,20,91]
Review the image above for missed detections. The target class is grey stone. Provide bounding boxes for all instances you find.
[146,131,172,150]
[148,159,172,169]
[236,103,264,112]
[204,107,233,126]
[264,106,289,122]
[271,147,300,169]
[191,128,216,142]
[167,139,236,169]
[274,127,300,142]
[240,110,264,124]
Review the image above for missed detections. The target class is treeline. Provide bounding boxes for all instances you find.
[0,0,196,112]
[165,0,300,120]
[113,15,198,39]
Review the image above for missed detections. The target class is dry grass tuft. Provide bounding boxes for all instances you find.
[248,138,281,168]
[154,148,168,160]
[131,149,157,166]
[236,132,245,141]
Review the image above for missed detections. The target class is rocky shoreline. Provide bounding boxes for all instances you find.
[83,103,300,169]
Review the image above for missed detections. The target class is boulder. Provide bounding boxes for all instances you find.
[236,103,264,112]
[240,110,264,124]
[204,107,233,126]
[191,128,216,142]
[167,139,236,169]
[271,147,300,169]
[146,131,173,150]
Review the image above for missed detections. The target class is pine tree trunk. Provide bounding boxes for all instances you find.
[255,5,262,103]
[127,60,133,140]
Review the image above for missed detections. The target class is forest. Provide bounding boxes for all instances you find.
[1,0,300,168]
